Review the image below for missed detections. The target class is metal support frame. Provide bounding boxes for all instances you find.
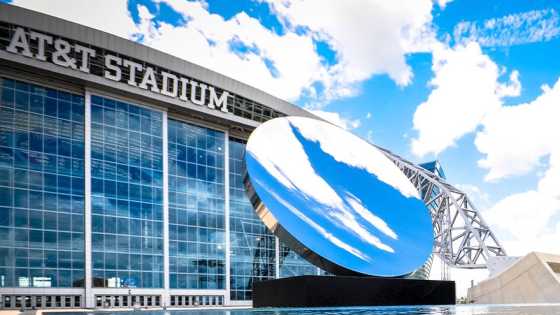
[162,111,170,307]
[380,148,507,269]
[224,133,231,305]
[84,89,93,308]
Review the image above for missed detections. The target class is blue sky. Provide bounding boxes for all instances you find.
[5,0,560,296]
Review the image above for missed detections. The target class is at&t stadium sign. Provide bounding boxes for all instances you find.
[5,26,231,113]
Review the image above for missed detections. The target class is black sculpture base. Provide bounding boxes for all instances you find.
[253,275,455,307]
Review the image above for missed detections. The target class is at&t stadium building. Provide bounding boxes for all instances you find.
[0,3,323,309]
[0,2,507,310]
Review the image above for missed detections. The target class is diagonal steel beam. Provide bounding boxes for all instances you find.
[376,147,507,269]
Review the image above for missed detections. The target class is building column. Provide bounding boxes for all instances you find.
[224,132,231,305]
[162,111,170,307]
[84,90,94,308]
[275,237,280,278]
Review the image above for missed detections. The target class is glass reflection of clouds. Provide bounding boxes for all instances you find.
[245,117,433,277]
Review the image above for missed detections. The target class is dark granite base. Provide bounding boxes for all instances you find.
[253,275,455,307]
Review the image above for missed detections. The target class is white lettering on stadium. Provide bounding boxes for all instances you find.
[6,26,230,113]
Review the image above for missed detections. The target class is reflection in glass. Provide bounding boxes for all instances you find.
[229,138,275,301]
[0,78,84,288]
[279,242,317,277]
[168,119,225,289]
[90,95,163,288]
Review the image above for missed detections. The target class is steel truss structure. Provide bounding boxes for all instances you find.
[379,148,507,269]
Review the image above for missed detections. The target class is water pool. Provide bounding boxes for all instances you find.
[50,304,560,315]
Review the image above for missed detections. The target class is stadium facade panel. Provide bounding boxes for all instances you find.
[0,3,321,308]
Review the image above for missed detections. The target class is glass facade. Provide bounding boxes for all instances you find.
[0,78,85,288]
[0,76,317,301]
[279,244,318,277]
[168,119,226,289]
[228,138,276,301]
[90,95,164,288]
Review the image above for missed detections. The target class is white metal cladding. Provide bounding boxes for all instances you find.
[379,148,507,269]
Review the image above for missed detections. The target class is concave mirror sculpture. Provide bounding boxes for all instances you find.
[244,117,433,277]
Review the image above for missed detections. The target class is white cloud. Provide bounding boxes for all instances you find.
[328,206,395,254]
[290,117,420,199]
[484,191,560,256]
[538,149,560,199]
[475,80,560,181]
[454,9,560,47]
[454,184,491,210]
[483,150,560,256]
[410,37,559,183]
[346,193,398,240]
[435,0,453,9]
[256,178,372,262]
[309,110,360,130]
[264,0,438,103]
[411,42,520,157]
[474,86,560,256]
[367,130,374,143]
[11,0,443,106]
[134,0,325,102]
[10,0,137,39]
[496,70,521,98]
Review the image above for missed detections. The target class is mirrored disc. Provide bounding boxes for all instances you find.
[245,116,434,277]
